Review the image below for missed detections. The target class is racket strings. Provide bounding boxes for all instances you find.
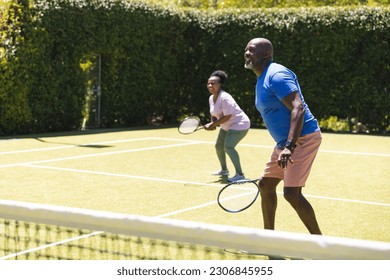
[179,117,200,134]
[218,181,259,213]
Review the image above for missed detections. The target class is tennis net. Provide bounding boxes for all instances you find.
[0,200,389,260]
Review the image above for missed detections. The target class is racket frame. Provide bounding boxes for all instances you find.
[178,116,204,134]
[217,179,260,213]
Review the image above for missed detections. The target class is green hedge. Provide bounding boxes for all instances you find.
[172,0,389,9]
[0,0,389,135]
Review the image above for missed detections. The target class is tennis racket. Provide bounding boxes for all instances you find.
[217,179,260,213]
[178,116,204,134]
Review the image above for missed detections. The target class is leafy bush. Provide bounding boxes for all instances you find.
[0,0,389,135]
[153,0,388,9]
[319,116,350,132]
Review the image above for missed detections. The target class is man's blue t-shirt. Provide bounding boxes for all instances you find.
[255,62,320,148]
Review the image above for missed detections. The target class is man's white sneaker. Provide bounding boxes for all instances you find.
[211,170,229,176]
[228,174,245,182]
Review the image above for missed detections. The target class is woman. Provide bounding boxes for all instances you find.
[204,70,251,182]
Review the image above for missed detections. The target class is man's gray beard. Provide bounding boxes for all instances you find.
[244,62,253,70]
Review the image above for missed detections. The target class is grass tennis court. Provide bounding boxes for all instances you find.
[0,126,389,245]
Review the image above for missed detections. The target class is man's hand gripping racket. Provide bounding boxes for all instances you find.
[217,179,260,213]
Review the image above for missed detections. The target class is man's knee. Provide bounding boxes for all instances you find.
[283,187,302,205]
[258,177,280,193]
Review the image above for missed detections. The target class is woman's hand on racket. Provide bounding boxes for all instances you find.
[205,115,231,131]
[204,122,216,131]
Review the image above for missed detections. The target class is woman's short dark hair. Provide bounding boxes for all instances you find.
[210,70,228,85]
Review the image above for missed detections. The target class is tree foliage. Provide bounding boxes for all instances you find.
[0,0,389,135]
[151,0,389,9]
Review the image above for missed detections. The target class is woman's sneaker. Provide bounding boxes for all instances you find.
[211,169,229,176]
[228,174,245,182]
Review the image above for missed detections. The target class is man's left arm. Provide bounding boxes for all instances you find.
[278,90,305,169]
[282,90,305,145]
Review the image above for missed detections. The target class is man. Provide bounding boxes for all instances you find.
[244,38,322,234]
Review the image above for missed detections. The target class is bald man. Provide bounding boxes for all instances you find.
[244,38,322,234]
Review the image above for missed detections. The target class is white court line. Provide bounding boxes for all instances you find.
[23,164,222,188]
[156,191,257,218]
[304,194,390,207]
[317,149,390,157]
[0,231,104,260]
[22,164,390,208]
[1,136,389,157]
[148,137,390,157]
[0,137,192,156]
[0,141,203,168]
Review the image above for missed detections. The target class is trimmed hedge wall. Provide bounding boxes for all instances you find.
[0,0,389,135]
